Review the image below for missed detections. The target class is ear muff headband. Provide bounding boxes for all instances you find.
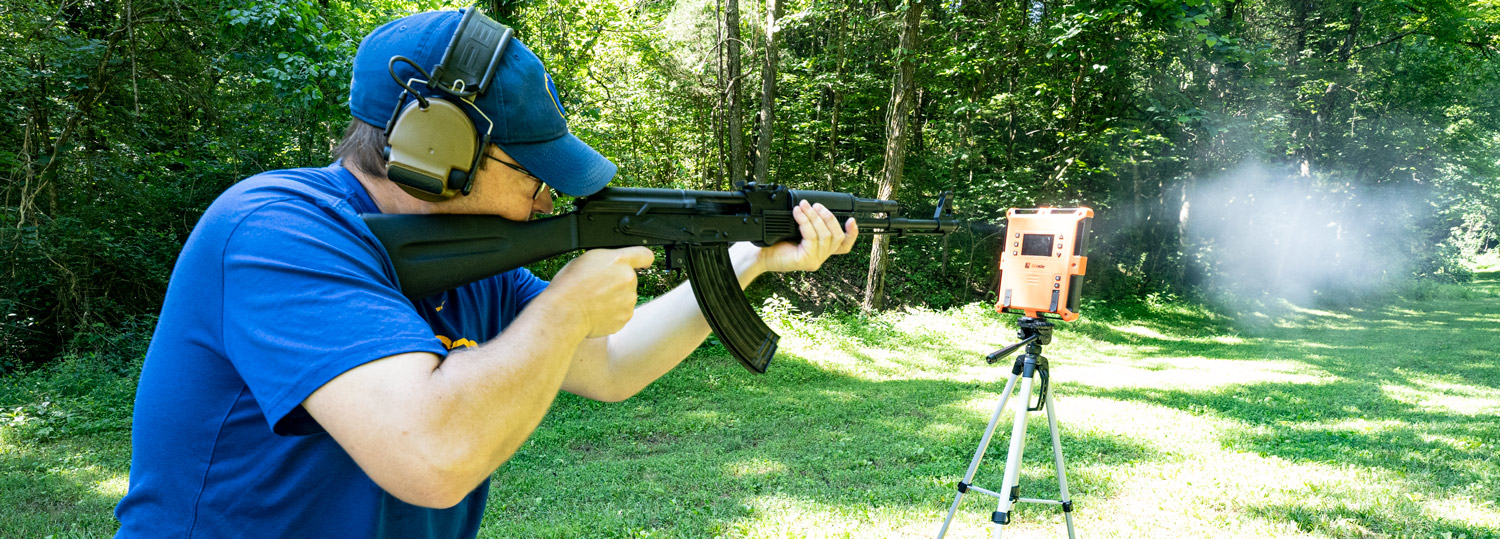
[432,10,513,98]
[382,9,513,200]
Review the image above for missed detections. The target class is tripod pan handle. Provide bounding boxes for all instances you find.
[986,334,1038,364]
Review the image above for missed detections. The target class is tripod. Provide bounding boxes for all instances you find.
[936,317,1077,539]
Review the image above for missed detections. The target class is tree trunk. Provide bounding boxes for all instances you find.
[714,0,726,189]
[753,0,782,185]
[911,87,925,153]
[1175,177,1192,285]
[825,2,848,192]
[1290,0,1313,176]
[725,0,747,188]
[862,0,925,312]
[827,89,842,192]
[1336,3,1363,62]
[1132,157,1143,223]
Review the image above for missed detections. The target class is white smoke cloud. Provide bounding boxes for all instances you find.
[1186,162,1426,309]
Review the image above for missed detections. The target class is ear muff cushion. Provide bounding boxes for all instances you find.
[385,99,479,198]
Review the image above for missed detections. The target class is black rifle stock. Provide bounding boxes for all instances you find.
[362,183,957,373]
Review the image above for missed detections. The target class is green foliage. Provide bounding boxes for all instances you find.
[3,0,1498,369]
[0,0,425,368]
[1397,279,1500,302]
[0,316,150,443]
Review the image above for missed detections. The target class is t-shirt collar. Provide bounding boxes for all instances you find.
[329,161,382,215]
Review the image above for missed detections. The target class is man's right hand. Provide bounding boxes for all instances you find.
[544,247,655,338]
[303,247,654,509]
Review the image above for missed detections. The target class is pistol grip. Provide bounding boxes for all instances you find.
[682,244,778,373]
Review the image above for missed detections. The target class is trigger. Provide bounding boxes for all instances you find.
[665,245,687,272]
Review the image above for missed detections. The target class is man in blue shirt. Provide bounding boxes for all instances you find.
[114,9,857,538]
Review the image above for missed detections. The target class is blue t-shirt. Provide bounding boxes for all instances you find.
[114,163,548,538]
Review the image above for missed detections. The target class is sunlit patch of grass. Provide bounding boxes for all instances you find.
[0,434,130,536]
[93,474,128,499]
[1380,381,1500,415]
[723,457,788,479]
[1107,323,1181,341]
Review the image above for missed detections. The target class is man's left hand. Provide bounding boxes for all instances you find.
[756,200,859,273]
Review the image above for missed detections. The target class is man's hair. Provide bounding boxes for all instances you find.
[332,118,388,178]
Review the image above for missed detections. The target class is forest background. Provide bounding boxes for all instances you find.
[2,0,1498,373]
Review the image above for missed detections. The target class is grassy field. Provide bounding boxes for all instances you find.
[2,259,1497,538]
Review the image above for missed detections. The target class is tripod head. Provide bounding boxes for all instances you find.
[986,317,1054,364]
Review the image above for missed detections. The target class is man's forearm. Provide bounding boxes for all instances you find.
[562,243,766,400]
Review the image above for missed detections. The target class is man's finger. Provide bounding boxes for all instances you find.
[791,200,810,224]
[837,218,859,254]
[817,204,845,253]
[616,246,656,269]
[804,202,833,254]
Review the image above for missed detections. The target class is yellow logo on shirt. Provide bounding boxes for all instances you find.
[430,300,475,349]
[436,335,477,350]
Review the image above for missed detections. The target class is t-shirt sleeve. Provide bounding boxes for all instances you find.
[221,200,447,435]
[509,267,549,313]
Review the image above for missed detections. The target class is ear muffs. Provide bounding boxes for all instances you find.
[380,9,512,202]
[383,98,481,202]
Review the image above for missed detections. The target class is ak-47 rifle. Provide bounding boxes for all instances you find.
[362,182,957,373]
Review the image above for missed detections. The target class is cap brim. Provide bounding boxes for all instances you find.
[501,133,616,197]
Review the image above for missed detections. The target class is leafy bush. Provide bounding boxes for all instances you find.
[0,315,151,443]
[1397,279,1498,301]
[0,356,141,443]
[1407,238,1476,284]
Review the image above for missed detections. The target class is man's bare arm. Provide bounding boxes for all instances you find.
[302,247,653,508]
[563,200,858,401]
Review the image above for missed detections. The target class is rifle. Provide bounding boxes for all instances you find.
[362,183,957,373]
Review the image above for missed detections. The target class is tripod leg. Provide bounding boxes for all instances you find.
[991,372,1036,539]
[936,371,1022,539]
[1043,390,1077,539]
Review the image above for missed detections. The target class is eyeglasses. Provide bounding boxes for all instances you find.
[485,154,549,200]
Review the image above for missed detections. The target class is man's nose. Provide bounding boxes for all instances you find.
[533,189,555,215]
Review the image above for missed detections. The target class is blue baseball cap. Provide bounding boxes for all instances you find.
[349,10,615,197]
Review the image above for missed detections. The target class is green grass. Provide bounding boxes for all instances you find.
[480,275,1500,538]
[0,434,129,538]
[2,270,1498,538]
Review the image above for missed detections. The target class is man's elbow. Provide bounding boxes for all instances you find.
[385,480,474,509]
[564,361,642,402]
[373,439,498,509]
[570,380,637,403]
[595,386,637,403]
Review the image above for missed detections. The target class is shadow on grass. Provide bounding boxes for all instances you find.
[1062,282,1500,538]
[1070,381,1498,493]
[1250,501,1499,539]
[1064,293,1500,389]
